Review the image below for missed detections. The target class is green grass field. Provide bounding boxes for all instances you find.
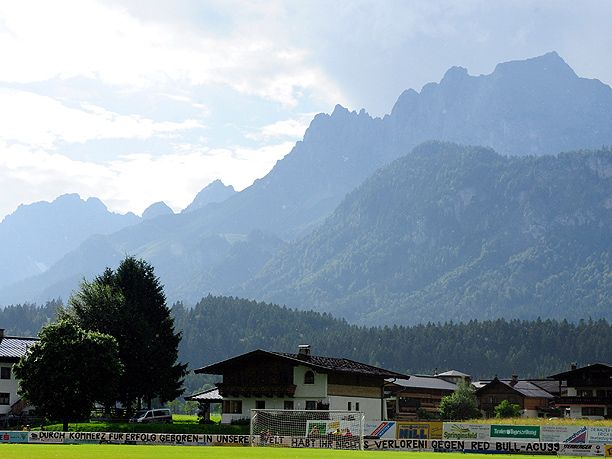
[0,445,547,459]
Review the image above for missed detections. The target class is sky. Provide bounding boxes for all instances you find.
[1,0,611,220]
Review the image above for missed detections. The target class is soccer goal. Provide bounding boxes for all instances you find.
[250,409,365,450]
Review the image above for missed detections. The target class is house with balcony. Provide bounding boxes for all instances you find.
[193,345,407,423]
[0,329,37,417]
[548,363,612,419]
[474,376,553,418]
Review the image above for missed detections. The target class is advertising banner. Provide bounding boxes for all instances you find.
[364,421,396,439]
[541,426,588,443]
[0,431,29,443]
[490,425,540,440]
[443,423,491,441]
[397,421,443,439]
[28,431,251,446]
[589,427,612,445]
[558,443,605,456]
[305,420,358,437]
[363,438,564,454]
[604,444,612,457]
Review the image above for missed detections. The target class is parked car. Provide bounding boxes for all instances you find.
[129,408,172,423]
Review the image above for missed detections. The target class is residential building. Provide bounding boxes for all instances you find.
[0,329,37,416]
[548,363,612,419]
[193,345,407,423]
[475,376,553,418]
[386,375,457,420]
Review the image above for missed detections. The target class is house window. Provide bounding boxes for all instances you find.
[222,400,242,414]
[256,400,266,409]
[304,370,315,384]
[284,401,294,410]
[0,367,10,379]
[0,393,9,405]
[347,401,352,411]
[581,407,604,416]
[355,402,360,411]
[305,400,317,410]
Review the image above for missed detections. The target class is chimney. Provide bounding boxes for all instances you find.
[510,374,518,387]
[297,344,311,359]
[0,328,4,339]
[570,362,577,371]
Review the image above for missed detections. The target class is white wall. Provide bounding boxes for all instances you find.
[0,363,19,415]
[328,395,383,421]
[293,366,327,398]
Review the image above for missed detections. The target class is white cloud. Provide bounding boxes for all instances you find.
[246,113,315,141]
[0,88,203,149]
[0,0,344,107]
[0,140,293,219]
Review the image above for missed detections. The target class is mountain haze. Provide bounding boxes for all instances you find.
[1,52,612,319]
[182,180,236,213]
[0,194,139,290]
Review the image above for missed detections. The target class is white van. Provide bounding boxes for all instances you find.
[129,408,173,423]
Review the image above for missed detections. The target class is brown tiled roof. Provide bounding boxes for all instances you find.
[273,352,407,378]
[0,336,38,361]
[195,349,407,379]
[476,378,553,399]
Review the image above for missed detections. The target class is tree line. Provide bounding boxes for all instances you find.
[3,293,610,399]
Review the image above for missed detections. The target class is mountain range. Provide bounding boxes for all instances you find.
[0,52,611,325]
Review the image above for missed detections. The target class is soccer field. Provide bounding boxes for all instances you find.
[0,444,555,459]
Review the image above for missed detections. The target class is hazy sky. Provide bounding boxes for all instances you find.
[1,0,611,219]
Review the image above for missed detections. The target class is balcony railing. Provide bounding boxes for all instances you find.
[554,396,612,405]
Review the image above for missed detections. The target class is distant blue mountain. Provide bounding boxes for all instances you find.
[0,194,139,289]
[182,180,236,213]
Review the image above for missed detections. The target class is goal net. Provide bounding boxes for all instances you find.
[250,409,365,450]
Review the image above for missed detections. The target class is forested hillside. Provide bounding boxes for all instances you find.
[244,143,612,324]
[2,296,610,379]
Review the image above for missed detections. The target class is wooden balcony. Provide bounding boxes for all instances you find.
[554,396,612,406]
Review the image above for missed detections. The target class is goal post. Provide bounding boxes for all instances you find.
[250,409,365,450]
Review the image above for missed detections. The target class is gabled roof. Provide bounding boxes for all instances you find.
[194,349,407,379]
[548,363,612,380]
[436,370,470,378]
[390,375,457,391]
[0,336,37,362]
[475,378,553,399]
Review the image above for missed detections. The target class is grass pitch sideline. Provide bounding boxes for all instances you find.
[0,445,555,459]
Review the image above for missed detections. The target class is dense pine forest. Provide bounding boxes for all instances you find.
[3,296,609,385]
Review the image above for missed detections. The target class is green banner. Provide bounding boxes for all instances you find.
[490,425,540,440]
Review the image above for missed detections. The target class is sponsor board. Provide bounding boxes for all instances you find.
[305,420,358,437]
[589,427,612,445]
[558,443,604,457]
[443,423,491,440]
[0,431,29,443]
[542,425,588,443]
[365,421,396,439]
[491,425,540,440]
[604,444,612,457]
[397,421,443,439]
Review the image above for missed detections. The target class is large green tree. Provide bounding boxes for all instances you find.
[68,256,187,414]
[438,381,481,420]
[13,319,122,431]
